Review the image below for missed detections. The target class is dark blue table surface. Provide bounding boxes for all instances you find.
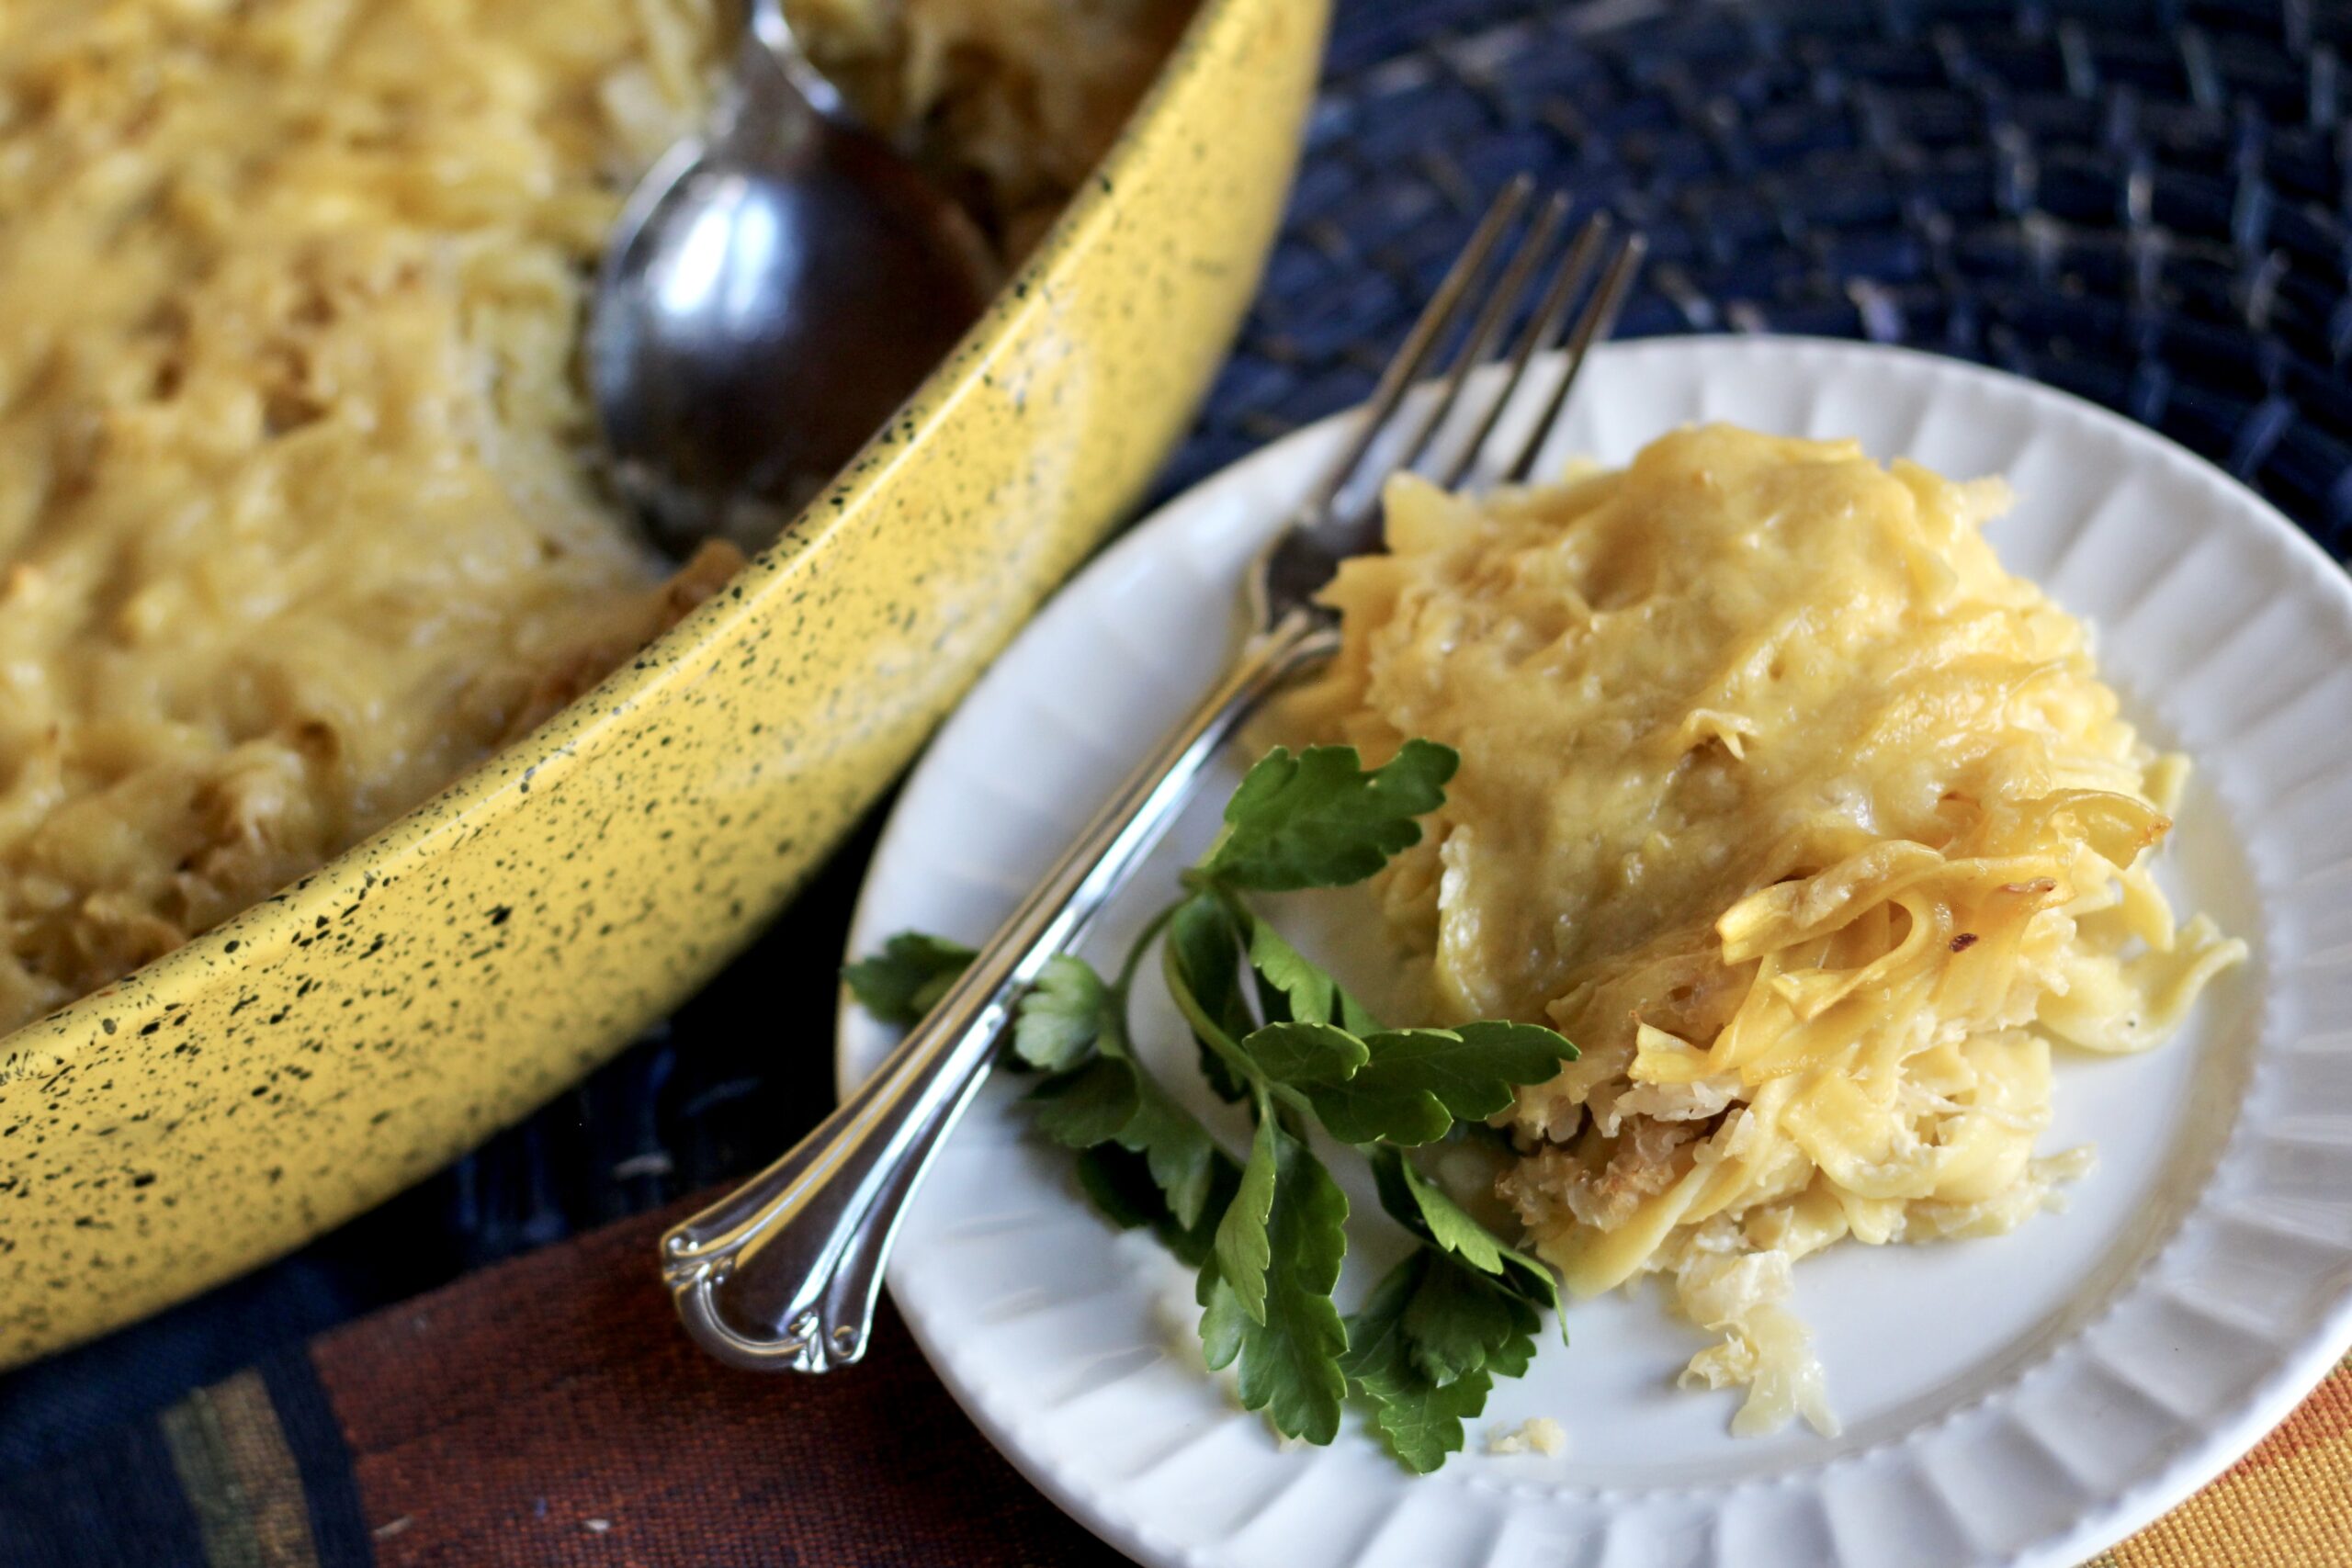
[9,0,2352,1473]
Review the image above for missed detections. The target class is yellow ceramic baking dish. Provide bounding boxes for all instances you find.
[0,0,1329,1367]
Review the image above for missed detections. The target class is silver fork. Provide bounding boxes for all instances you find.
[660,179,1645,1371]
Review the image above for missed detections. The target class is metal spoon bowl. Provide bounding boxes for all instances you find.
[590,0,997,558]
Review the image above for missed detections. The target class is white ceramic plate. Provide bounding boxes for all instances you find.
[839,337,2352,1568]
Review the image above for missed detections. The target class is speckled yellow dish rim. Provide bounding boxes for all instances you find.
[0,0,1329,1368]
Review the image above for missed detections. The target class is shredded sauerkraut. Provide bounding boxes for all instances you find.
[1286,426,2247,1436]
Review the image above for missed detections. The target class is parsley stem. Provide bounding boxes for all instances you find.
[1114,903,1177,1009]
[1161,934,1240,1055]
[1205,883,1258,938]
[1160,924,1259,1088]
[1159,916,1325,1131]
[1100,901,1179,1072]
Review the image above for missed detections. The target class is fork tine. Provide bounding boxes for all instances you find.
[1298,175,1532,521]
[1501,230,1646,486]
[1375,193,1569,489]
[1435,210,1610,491]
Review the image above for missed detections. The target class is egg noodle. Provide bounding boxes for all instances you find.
[1286,425,2246,1436]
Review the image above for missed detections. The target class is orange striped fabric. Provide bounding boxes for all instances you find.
[2090,1353,2352,1567]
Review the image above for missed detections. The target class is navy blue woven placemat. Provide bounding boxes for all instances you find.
[8,0,2351,1467]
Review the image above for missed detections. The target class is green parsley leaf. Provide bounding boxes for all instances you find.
[1072,1144,1237,1269]
[1024,976,1228,1234]
[1212,1106,1281,1323]
[1197,1126,1350,1443]
[1238,1020,1368,1088]
[1365,1367,1497,1475]
[1371,1148,1501,1273]
[1167,892,1255,1102]
[1501,1253,1562,1324]
[1453,1020,1583,1075]
[1399,1247,1541,1385]
[1072,1143,1159,1231]
[1340,1250,1532,1473]
[1482,1329,1535,1380]
[1244,917,1386,1065]
[842,931,975,1025]
[1371,1146,1562,1321]
[1013,955,1110,1072]
[1248,920,1336,1025]
[1029,1057,1137,1148]
[1017,949,1232,1234]
[1198,740,1459,892]
[1309,1022,1577,1145]
[1119,1070,1226,1231]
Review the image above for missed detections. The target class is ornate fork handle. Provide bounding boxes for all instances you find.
[661,604,1338,1370]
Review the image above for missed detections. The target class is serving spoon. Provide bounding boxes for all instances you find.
[589,0,996,558]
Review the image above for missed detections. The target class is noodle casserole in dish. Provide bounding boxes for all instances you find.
[0,0,1328,1364]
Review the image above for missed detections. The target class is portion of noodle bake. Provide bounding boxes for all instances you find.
[0,0,1185,1033]
[1286,424,2245,1436]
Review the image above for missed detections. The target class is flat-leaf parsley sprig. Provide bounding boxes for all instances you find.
[845,740,1577,1472]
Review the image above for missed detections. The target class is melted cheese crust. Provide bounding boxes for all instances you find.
[1290,425,2245,1436]
[0,1,747,1032]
